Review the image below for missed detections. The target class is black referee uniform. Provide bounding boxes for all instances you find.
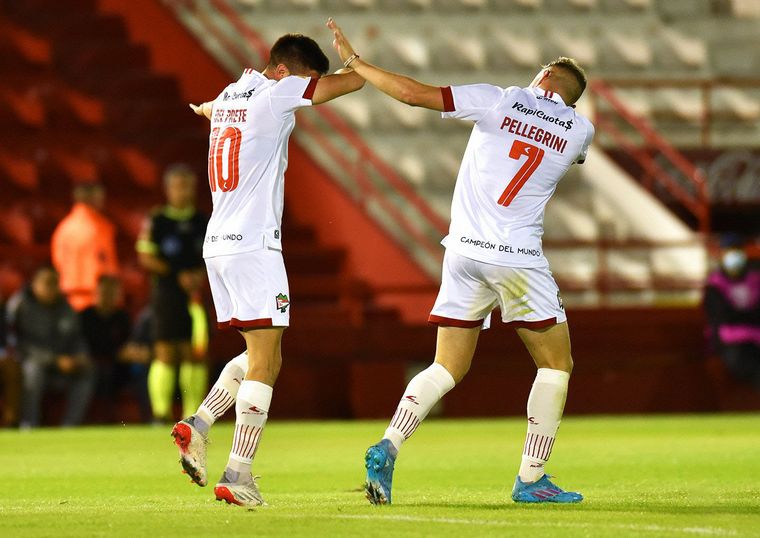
[137,206,208,341]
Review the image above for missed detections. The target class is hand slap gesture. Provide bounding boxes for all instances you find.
[327,18,356,65]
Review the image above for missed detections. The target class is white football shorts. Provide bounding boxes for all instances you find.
[429,249,566,330]
[205,248,290,330]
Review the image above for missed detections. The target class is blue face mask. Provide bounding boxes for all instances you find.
[722,250,747,274]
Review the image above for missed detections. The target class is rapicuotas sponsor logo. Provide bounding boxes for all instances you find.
[511,102,573,131]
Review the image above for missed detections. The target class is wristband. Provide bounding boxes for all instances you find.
[343,53,360,68]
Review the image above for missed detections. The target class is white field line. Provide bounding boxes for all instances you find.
[324,514,739,536]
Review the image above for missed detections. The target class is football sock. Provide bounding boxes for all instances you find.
[147,360,176,421]
[194,353,247,435]
[179,362,208,419]
[225,380,272,480]
[383,362,456,452]
[518,368,570,484]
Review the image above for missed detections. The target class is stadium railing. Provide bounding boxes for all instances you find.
[590,79,711,235]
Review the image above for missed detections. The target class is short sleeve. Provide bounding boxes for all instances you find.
[575,120,595,164]
[441,84,505,122]
[270,75,319,115]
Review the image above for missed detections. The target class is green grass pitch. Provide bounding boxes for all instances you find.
[1,414,759,537]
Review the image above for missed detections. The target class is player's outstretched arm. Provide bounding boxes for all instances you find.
[189,102,212,120]
[327,18,444,111]
[311,67,365,105]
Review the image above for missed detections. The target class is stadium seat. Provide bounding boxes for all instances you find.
[377,0,433,9]
[600,0,652,11]
[599,29,653,69]
[267,0,321,10]
[382,96,430,130]
[0,19,51,69]
[657,28,707,70]
[434,0,488,11]
[544,248,598,290]
[654,0,711,19]
[730,0,760,18]
[609,88,653,119]
[651,88,704,123]
[327,94,373,130]
[431,32,487,71]
[545,29,598,68]
[0,86,45,128]
[0,149,38,191]
[606,249,652,289]
[490,0,542,10]
[114,147,159,190]
[379,33,430,71]
[545,0,597,11]
[489,30,543,70]
[0,207,34,246]
[544,198,600,241]
[711,88,760,122]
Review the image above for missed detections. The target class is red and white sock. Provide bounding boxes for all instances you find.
[383,362,456,451]
[194,353,247,433]
[226,380,272,476]
[518,368,569,483]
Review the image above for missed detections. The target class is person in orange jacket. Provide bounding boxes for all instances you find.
[51,181,119,311]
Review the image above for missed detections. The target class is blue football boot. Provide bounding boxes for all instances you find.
[512,474,583,503]
[364,439,397,505]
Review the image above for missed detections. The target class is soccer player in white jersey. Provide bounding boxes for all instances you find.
[169,34,365,507]
[328,19,594,504]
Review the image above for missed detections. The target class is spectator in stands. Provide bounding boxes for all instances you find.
[704,234,760,390]
[80,275,151,423]
[136,165,209,423]
[0,298,21,427]
[7,266,95,428]
[51,181,120,311]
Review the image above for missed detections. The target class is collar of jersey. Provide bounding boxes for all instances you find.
[162,205,195,221]
[529,87,566,106]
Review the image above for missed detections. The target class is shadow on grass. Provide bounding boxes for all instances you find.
[404,501,759,516]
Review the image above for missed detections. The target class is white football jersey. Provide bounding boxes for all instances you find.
[440,84,594,268]
[203,69,317,258]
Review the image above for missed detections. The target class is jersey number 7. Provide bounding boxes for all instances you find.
[208,126,242,192]
[497,140,545,207]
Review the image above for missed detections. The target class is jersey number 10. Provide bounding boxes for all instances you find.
[498,140,545,207]
[208,126,242,192]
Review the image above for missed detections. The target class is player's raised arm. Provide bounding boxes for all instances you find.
[327,18,445,111]
[310,67,365,105]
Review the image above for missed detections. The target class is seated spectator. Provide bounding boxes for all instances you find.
[80,276,151,423]
[7,266,95,428]
[0,298,21,427]
[704,235,760,390]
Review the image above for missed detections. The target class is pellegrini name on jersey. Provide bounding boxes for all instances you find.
[499,115,568,154]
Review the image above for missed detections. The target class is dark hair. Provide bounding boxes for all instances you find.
[163,163,196,187]
[544,57,587,102]
[268,34,329,76]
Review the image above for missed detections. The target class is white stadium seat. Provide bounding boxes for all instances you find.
[601,30,653,69]
[490,31,543,69]
[651,88,704,123]
[711,88,760,122]
[658,28,707,70]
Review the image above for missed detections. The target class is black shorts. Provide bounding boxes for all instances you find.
[151,281,192,342]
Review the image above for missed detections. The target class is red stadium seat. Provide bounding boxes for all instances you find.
[0,149,39,191]
[0,207,34,246]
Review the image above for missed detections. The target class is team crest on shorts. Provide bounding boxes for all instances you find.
[275,293,290,313]
[557,291,564,310]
